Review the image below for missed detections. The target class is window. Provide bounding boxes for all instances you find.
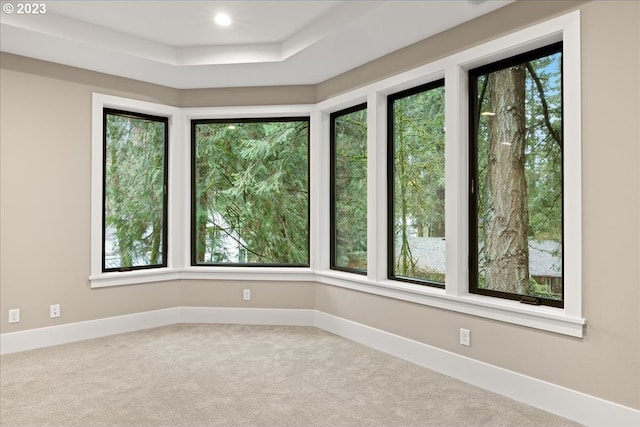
[102,109,168,272]
[330,104,368,274]
[388,80,446,286]
[191,118,310,266]
[469,43,563,307]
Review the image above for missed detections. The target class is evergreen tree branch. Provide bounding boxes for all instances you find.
[475,75,489,133]
[212,220,272,262]
[526,63,562,148]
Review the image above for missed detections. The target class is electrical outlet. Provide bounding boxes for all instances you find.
[460,328,471,346]
[243,289,251,301]
[50,304,60,318]
[8,309,20,324]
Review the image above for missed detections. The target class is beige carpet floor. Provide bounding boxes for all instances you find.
[0,324,581,427]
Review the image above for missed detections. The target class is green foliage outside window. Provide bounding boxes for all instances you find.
[389,82,446,285]
[332,106,368,273]
[192,119,309,265]
[104,110,167,271]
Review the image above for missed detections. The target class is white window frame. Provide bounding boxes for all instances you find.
[90,94,183,287]
[90,12,584,337]
[180,105,316,281]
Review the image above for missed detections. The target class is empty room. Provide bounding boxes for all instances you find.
[1,1,639,426]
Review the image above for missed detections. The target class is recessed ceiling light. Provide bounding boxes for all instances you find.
[214,13,232,27]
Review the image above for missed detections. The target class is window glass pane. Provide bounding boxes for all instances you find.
[389,81,446,285]
[331,105,367,273]
[192,119,309,266]
[472,45,563,303]
[103,110,167,271]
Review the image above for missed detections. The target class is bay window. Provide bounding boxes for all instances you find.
[91,12,583,336]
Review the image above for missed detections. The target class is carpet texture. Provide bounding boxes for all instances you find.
[0,324,581,426]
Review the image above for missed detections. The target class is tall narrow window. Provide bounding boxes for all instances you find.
[192,118,310,266]
[469,43,563,307]
[388,80,446,286]
[331,104,368,274]
[103,109,168,272]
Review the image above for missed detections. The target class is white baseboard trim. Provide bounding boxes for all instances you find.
[178,306,316,326]
[0,307,314,355]
[1,308,637,426]
[314,311,640,427]
[0,308,180,355]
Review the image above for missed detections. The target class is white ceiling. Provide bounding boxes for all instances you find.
[0,0,513,89]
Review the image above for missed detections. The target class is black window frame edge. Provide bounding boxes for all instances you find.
[329,103,368,276]
[190,116,311,267]
[468,41,564,308]
[102,108,170,273]
[387,79,446,288]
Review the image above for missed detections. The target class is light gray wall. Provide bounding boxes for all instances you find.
[1,0,638,410]
[179,85,316,107]
[180,281,315,309]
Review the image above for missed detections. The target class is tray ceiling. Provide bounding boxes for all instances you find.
[0,1,513,88]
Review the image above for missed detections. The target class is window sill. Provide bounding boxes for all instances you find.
[89,266,316,288]
[179,266,316,282]
[89,268,585,337]
[315,271,586,338]
[89,268,181,288]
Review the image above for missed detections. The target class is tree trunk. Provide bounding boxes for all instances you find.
[483,66,530,295]
[196,159,210,263]
[431,186,445,237]
[397,118,411,275]
[149,219,161,265]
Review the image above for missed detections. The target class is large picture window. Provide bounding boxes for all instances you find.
[191,118,310,266]
[388,80,446,286]
[103,109,168,272]
[469,43,563,307]
[330,104,368,274]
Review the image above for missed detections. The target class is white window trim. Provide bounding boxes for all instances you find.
[181,105,316,276]
[90,94,183,286]
[90,11,584,337]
